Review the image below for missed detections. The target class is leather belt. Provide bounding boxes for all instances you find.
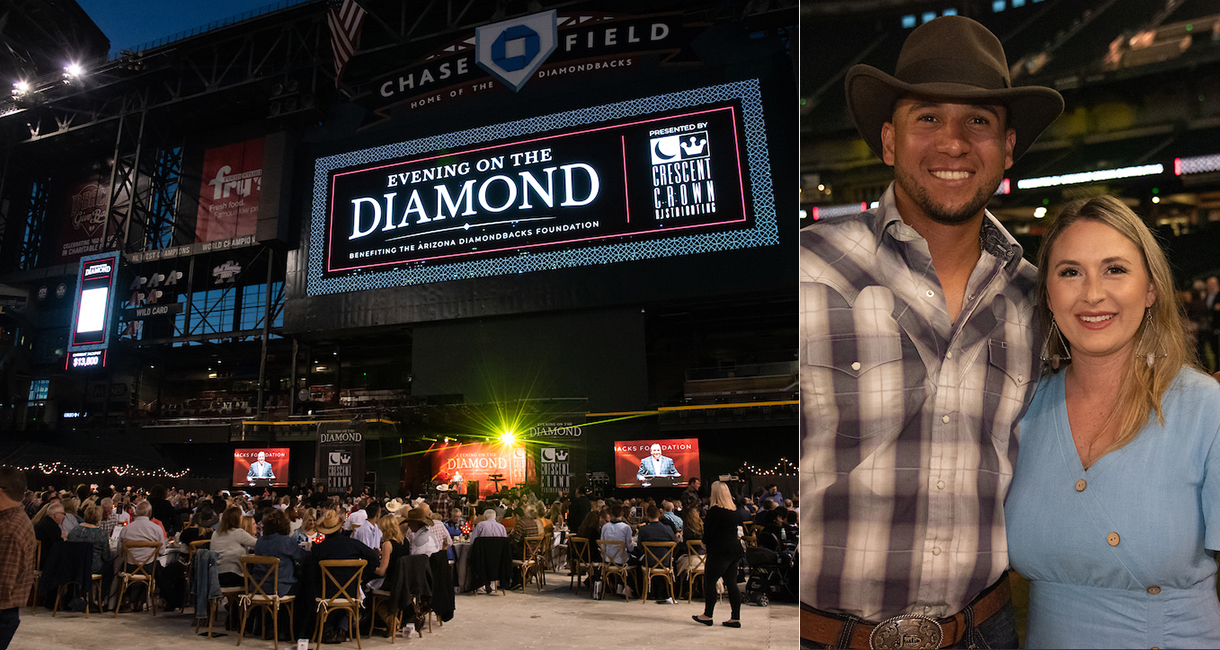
[800,573,1011,649]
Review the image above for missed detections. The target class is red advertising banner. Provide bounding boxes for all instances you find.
[196,137,264,243]
[232,447,289,487]
[613,438,699,488]
[430,443,530,497]
[57,176,109,264]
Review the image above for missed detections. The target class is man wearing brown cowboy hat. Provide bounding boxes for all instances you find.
[800,15,1063,650]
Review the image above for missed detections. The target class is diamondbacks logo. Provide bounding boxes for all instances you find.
[475,11,559,92]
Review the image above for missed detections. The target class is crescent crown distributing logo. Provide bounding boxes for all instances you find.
[475,11,559,92]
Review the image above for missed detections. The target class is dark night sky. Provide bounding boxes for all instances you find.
[77,0,301,56]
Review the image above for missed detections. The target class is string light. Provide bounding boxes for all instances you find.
[17,462,190,480]
[737,457,798,477]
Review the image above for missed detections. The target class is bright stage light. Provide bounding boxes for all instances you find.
[64,63,84,80]
[499,430,517,445]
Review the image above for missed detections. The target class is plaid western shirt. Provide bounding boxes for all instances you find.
[99,510,119,537]
[800,184,1041,621]
[0,504,36,610]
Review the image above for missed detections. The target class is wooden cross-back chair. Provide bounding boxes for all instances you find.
[596,540,634,601]
[640,542,677,603]
[685,540,708,603]
[313,559,367,650]
[513,535,546,591]
[114,540,162,617]
[30,543,41,615]
[237,555,295,650]
[567,536,599,595]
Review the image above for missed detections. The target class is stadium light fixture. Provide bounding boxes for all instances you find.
[1015,164,1164,190]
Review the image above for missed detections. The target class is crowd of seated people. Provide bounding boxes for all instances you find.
[11,473,798,639]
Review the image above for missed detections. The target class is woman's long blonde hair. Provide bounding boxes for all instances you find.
[378,514,404,544]
[709,481,735,510]
[1037,195,1193,452]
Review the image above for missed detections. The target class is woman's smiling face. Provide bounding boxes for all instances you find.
[1046,219,1156,364]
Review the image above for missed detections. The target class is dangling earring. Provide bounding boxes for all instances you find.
[1135,310,1168,367]
[1040,317,1071,370]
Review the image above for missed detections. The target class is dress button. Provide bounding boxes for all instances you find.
[1147,585,1161,595]
[945,351,953,360]
[942,415,951,424]
[851,361,861,371]
[936,480,945,490]
[1108,532,1120,546]
[1076,479,1087,492]
[932,547,941,556]
[1017,374,1024,383]
[926,290,935,298]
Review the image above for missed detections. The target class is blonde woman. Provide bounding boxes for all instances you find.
[368,514,408,591]
[691,481,742,628]
[60,496,80,537]
[1006,196,1220,647]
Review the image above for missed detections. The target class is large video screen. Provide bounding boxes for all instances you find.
[429,442,531,498]
[614,438,699,488]
[306,79,777,296]
[233,448,289,488]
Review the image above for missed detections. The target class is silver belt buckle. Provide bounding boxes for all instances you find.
[869,614,944,649]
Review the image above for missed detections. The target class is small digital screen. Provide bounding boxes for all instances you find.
[76,288,109,333]
[66,350,106,370]
[68,252,119,350]
[613,438,700,488]
[233,448,289,487]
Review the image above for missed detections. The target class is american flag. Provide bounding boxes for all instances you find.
[327,0,366,87]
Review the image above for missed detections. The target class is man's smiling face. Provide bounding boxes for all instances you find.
[882,97,1015,226]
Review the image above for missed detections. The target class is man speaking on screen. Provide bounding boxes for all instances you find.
[636,444,680,486]
[247,451,275,483]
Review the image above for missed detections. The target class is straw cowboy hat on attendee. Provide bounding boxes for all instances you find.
[845,15,1063,161]
[384,498,406,514]
[316,510,344,535]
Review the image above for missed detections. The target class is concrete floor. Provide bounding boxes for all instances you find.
[11,572,798,650]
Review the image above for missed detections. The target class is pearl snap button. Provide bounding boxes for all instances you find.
[925,290,935,298]
[941,415,950,424]
[851,361,861,371]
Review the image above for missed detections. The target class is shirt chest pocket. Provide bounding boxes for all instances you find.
[802,286,926,440]
[980,339,1037,442]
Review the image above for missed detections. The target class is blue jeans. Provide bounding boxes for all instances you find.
[800,602,1019,649]
[0,607,19,650]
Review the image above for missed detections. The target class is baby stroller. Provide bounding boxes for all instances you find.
[743,530,798,607]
